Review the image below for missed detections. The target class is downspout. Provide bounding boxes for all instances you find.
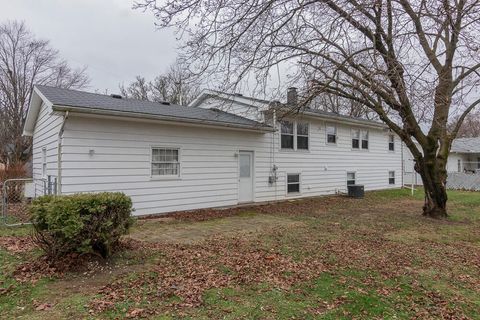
[57,111,69,195]
[401,140,404,187]
[273,109,277,201]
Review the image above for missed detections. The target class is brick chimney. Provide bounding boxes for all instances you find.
[287,87,298,105]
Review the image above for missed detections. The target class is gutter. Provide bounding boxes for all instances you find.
[52,105,275,133]
[57,111,69,195]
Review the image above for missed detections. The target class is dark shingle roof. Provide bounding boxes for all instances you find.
[35,85,273,131]
[451,137,480,153]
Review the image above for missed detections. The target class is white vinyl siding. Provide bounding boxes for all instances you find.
[31,102,63,195]
[57,109,402,216]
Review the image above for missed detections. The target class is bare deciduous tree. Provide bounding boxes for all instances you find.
[120,61,201,105]
[0,21,89,167]
[448,111,480,138]
[136,0,480,218]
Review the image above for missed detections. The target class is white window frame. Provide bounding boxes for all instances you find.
[280,120,295,150]
[41,148,47,178]
[326,123,337,145]
[389,171,395,185]
[351,129,360,149]
[388,134,395,152]
[361,130,369,150]
[286,173,301,195]
[296,122,309,150]
[150,146,181,179]
[347,171,356,186]
[280,120,310,151]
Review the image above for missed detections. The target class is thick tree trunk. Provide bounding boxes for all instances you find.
[416,153,448,218]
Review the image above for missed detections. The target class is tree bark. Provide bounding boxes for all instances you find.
[416,153,448,218]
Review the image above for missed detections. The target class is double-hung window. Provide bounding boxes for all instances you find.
[326,124,337,144]
[280,120,309,150]
[352,129,360,149]
[280,120,294,149]
[388,135,395,151]
[389,171,395,185]
[296,122,309,150]
[287,173,300,193]
[151,147,180,177]
[361,130,369,150]
[347,172,356,186]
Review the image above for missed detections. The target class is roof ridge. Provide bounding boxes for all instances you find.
[35,84,174,107]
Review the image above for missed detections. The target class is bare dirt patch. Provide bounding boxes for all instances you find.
[130,213,305,244]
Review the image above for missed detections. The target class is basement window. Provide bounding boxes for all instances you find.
[151,147,180,177]
[347,172,356,186]
[287,173,300,193]
[389,171,395,185]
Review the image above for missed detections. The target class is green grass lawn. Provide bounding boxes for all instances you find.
[1,188,479,319]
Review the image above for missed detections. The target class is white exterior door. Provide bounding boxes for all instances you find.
[238,151,254,203]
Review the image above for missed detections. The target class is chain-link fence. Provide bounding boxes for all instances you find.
[1,178,54,226]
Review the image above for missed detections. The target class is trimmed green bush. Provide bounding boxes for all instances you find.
[30,192,134,258]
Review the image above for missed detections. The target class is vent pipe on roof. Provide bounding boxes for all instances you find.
[287,87,298,105]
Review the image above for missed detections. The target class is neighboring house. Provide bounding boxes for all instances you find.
[23,85,402,216]
[403,137,480,186]
[448,138,480,173]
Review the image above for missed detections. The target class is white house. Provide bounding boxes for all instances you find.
[23,85,402,216]
[403,137,480,185]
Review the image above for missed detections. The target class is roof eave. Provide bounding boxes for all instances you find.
[52,105,275,133]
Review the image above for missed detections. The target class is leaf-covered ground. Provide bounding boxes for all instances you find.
[0,188,479,319]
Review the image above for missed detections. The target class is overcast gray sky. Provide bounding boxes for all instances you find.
[0,0,178,93]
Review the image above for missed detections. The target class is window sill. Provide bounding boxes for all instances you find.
[279,149,310,153]
[286,192,301,197]
[149,176,182,181]
[351,148,370,152]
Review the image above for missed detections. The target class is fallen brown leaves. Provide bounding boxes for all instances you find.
[0,236,35,253]
[92,235,326,314]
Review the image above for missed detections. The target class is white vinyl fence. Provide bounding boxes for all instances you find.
[447,172,480,191]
